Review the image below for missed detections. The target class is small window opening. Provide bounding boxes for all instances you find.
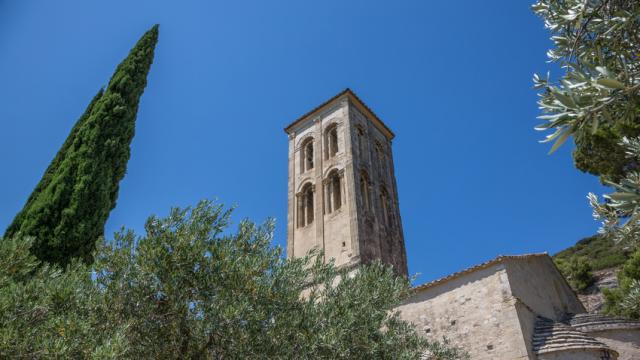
[360,171,371,212]
[380,187,391,227]
[297,184,314,228]
[376,143,387,177]
[325,125,339,159]
[356,127,366,157]
[326,170,343,214]
[332,174,342,211]
[301,139,314,173]
[305,142,314,171]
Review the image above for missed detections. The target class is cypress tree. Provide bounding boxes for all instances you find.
[4,25,159,266]
[7,89,104,234]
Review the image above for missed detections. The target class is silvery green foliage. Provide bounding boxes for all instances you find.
[1,201,467,359]
[589,137,640,247]
[423,338,470,360]
[0,237,128,358]
[622,280,640,314]
[588,138,640,316]
[532,0,640,153]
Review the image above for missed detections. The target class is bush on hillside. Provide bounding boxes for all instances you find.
[556,257,595,293]
[554,235,629,272]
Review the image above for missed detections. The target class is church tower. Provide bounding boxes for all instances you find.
[284,89,408,277]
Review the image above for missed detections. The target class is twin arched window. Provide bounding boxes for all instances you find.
[297,170,344,228]
[301,138,314,173]
[297,183,314,228]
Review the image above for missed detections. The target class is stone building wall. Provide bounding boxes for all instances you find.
[396,263,530,360]
[515,301,539,359]
[287,100,355,266]
[505,257,585,321]
[348,104,407,274]
[285,90,408,276]
[592,330,640,360]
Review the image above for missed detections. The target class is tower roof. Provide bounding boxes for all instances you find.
[284,88,396,140]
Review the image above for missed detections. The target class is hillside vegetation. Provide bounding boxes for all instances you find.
[555,234,630,272]
[554,234,630,293]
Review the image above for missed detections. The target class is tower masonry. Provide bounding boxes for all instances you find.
[284,89,408,277]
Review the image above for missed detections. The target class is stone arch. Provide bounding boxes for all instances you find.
[324,168,344,214]
[375,140,390,178]
[299,137,314,173]
[297,182,315,228]
[324,123,340,159]
[355,124,367,159]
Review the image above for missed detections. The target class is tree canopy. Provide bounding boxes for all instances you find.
[3,25,159,266]
[0,200,466,359]
[532,0,640,317]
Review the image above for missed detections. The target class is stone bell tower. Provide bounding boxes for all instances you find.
[284,89,408,277]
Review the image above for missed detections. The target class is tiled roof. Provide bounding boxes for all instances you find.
[532,317,616,356]
[567,313,640,332]
[283,88,395,139]
[412,253,549,292]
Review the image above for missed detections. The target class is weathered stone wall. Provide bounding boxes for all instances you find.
[286,92,408,276]
[349,104,407,275]
[287,100,356,267]
[505,256,585,320]
[515,301,538,359]
[396,263,530,359]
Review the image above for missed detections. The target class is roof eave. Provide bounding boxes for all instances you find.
[284,88,396,140]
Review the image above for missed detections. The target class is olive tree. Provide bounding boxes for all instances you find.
[532,0,640,317]
[1,201,467,359]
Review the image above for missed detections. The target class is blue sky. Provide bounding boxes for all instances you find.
[0,1,608,283]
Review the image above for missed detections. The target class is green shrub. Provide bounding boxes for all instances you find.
[556,257,595,293]
[0,201,468,359]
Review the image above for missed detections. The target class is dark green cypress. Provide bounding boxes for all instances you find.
[7,89,104,235]
[4,25,159,266]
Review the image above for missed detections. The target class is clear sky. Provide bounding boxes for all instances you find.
[0,1,609,284]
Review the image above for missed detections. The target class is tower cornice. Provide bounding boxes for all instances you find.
[284,88,395,140]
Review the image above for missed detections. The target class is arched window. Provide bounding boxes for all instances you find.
[380,186,391,228]
[297,183,314,228]
[325,125,339,159]
[301,139,314,173]
[332,174,342,211]
[360,170,371,212]
[325,170,343,214]
[375,142,387,177]
[356,126,366,157]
